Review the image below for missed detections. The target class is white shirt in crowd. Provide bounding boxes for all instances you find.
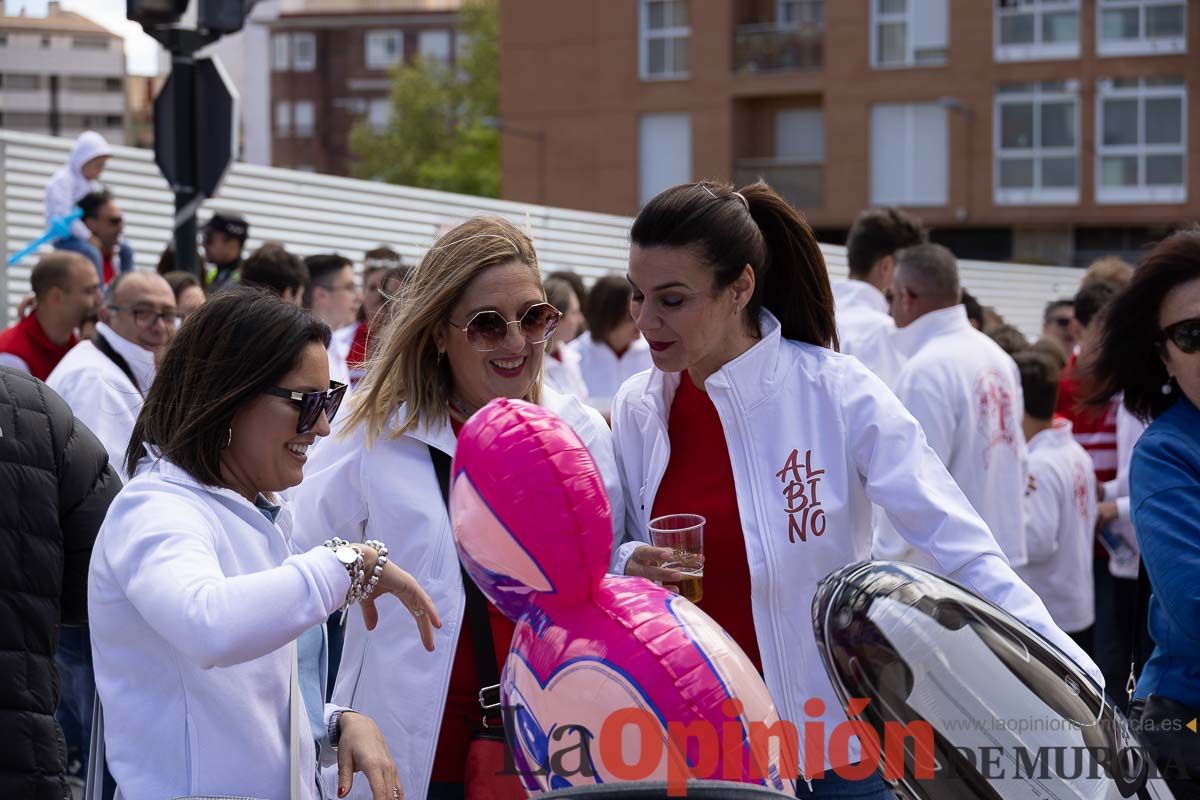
[88,456,350,800]
[327,323,355,388]
[47,322,155,481]
[1101,401,1149,580]
[875,305,1029,568]
[288,386,623,800]
[543,344,590,403]
[568,334,652,416]
[610,310,1102,770]
[831,279,906,386]
[1016,419,1098,633]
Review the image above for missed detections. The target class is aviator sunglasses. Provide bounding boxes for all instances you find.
[1160,316,1200,354]
[447,302,562,353]
[263,380,348,434]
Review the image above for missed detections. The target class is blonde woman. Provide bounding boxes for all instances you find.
[290,217,623,800]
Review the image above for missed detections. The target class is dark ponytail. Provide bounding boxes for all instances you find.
[630,180,838,349]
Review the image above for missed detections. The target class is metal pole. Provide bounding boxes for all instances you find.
[171,33,200,277]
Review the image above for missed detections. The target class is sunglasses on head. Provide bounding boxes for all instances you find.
[447,302,562,353]
[1160,317,1200,354]
[263,380,347,434]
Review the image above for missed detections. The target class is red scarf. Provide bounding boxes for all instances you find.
[0,312,77,380]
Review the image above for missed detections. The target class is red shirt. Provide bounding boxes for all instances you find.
[431,416,518,782]
[650,371,763,673]
[0,311,77,380]
[101,251,116,286]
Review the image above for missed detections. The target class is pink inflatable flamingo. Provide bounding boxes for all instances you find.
[450,398,796,795]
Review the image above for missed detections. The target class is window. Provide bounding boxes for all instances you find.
[293,33,316,71]
[418,29,452,65]
[66,76,122,93]
[777,0,822,26]
[640,0,690,80]
[870,103,948,205]
[0,73,41,90]
[293,100,315,137]
[366,31,404,69]
[994,81,1079,205]
[775,108,824,162]
[272,34,290,71]
[368,98,391,133]
[871,0,947,68]
[1098,0,1185,56]
[72,37,108,50]
[639,113,691,205]
[1096,77,1186,203]
[0,34,8,47]
[994,0,1079,61]
[275,101,291,137]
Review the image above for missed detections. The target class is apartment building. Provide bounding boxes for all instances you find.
[0,0,127,145]
[498,0,1199,264]
[269,0,461,175]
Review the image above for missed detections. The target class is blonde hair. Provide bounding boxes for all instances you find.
[345,216,543,444]
[1082,256,1134,289]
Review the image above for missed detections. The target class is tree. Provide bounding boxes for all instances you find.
[350,0,499,197]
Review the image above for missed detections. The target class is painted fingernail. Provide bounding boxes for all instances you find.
[339,787,348,797]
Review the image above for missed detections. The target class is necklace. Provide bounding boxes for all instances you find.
[448,395,478,422]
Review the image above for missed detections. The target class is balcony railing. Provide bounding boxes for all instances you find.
[733,158,823,209]
[733,18,824,74]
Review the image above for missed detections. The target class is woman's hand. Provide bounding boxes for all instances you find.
[360,561,441,650]
[623,544,685,590]
[336,711,403,800]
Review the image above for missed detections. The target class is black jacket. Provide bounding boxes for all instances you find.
[0,366,121,799]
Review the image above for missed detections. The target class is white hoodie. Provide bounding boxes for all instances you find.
[831,278,905,386]
[44,130,111,241]
[610,311,1102,771]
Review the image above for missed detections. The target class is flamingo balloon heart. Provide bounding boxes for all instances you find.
[450,398,796,795]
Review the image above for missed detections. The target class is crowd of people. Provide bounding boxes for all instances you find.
[0,132,1197,800]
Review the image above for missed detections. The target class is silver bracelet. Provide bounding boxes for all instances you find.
[323,537,366,612]
[362,539,388,598]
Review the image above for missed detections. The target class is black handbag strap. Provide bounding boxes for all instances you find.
[92,333,142,397]
[428,445,503,726]
[1127,559,1147,707]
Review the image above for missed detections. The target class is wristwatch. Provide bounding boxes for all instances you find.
[328,709,348,750]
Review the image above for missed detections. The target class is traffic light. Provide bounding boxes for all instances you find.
[199,0,260,34]
[126,0,189,28]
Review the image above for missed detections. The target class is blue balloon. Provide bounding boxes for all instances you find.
[7,209,83,266]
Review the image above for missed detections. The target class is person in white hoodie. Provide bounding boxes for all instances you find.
[831,207,926,386]
[875,243,1030,570]
[44,131,132,282]
[569,274,653,417]
[612,180,1101,798]
[542,274,590,401]
[289,217,624,800]
[88,289,439,800]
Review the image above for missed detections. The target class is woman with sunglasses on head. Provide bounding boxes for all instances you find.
[88,288,440,800]
[611,181,1101,798]
[1083,230,1200,797]
[290,217,623,800]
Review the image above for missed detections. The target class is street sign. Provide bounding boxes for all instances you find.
[153,55,239,198]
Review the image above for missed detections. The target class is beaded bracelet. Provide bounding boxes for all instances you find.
[362,539,389,599]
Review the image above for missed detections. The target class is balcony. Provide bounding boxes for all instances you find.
[733,158,822,209]
[733,3,823,75]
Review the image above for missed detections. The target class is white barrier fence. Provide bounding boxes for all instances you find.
[1,130,1082,340]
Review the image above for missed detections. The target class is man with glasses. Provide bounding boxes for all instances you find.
[0,253,100,380]
[304,254,361,386]
[1041,299,1076,357]
[78,189,134,287]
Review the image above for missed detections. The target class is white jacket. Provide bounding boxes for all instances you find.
[44,130,110,241]
[544,343,590,403]
[876,305,1030,568]
[1101,402,1148,580]
[47,323,155,481]
[1016,420,1098,633]
[327,323,355,388]
[831,279,905,386]
[569,334,653,416]
[288,386,623,800]
[610,311,1101,770]
[88,456,350,800]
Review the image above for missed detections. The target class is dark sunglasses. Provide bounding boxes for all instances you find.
[1160,317,1200,354]
[447,302,562,353]
[263,380,347,434]
[1051,317,1072,328]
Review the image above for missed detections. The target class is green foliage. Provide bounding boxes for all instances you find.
[349,0,499,197]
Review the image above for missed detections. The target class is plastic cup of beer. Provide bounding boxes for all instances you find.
[648,514,705,603]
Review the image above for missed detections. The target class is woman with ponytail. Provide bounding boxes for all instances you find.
[610,181,1101,798]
